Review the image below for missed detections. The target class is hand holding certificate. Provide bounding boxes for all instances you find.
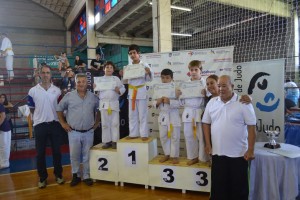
[123,64,145,79]
[94,77,116,91]
[153,82,176,99]
[179,81,205,99]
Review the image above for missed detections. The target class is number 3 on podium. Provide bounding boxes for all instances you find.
[195,171,208,186]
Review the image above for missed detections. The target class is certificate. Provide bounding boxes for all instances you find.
[123,64,145,79]
[179,81,205,98]
[153,82,176,99]
[94,77,116,91]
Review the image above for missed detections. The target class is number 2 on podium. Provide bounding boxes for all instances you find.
[98,157,108,171]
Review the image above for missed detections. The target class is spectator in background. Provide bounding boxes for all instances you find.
[0,94,13,111]
[62,66,75,91]
[0,94,13,131]
[90,53,104,76]
[28,65,65,188]
[284,77,299,106]
[0,33,14,81]
[74,55,86,74]
[0,103,11,169]
[55,52,70,78]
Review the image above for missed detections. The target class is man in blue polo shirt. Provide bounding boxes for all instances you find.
[57,73,100,187]
[28,65,65,188]
[0,103,11,169]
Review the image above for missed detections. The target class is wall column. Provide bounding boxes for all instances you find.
[152,0,172,52]
[86,0,97,63]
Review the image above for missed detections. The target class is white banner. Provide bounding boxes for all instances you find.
[129,46,234,155]
[138,46,234,83]
[232,59,285,142]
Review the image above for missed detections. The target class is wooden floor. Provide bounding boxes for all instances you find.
[0,165,210,200]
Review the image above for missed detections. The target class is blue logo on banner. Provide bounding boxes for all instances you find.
[248,72,280,112]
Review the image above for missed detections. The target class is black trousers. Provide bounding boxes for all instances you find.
[34,121,63,181]
[210,155,249,200]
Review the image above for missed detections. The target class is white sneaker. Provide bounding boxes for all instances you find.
[0,164,9,169]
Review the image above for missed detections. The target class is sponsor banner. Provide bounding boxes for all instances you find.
[232,59,285,142]
[128,46,234,83]
[128,46,234,154]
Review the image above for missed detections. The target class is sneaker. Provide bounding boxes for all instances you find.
[0,164,9,170]
[102,142,112,149]
[56,177,65,185]
[38,180,47,189]
[83,178,93,186]
[112,142,117,149]
[70,174,81,187]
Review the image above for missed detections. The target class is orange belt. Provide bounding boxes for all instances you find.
[128,84,145,111]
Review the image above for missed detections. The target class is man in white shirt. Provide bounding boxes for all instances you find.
[28,65,64,188]
[202,75,256,200]
[0,33,14,81]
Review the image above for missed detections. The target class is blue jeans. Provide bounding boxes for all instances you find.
[34,121,63,181]
[68,130,94,179]
[62,77,75,90]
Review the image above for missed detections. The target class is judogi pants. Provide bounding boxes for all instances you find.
[101,110,120,143]
[183,122,208,161]
[0,130,11,167]
[128,99,149,138]
[5,55,14,78]
[159,125,180,157]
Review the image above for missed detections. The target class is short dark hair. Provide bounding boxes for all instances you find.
[128,44,140,54]
[40,65,51,73]
[161,68,173,79]
[188,60,202,71]
[207,74,219,82]
[104,61,116,70]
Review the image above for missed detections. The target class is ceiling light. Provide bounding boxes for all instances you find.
[170,5,191,12]
[171,33,192,37]
[149,2,192,12]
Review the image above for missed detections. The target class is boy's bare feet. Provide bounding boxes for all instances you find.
[126,136,139,140]
[187,158,198,166]
[141,137,149,141]
[172,157,179,164]
[159,155,170,163]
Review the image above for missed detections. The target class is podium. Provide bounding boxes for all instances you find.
[117,137,158,188]
[148,156,211,193]
[89,137,211,193]
[89,144,119,185]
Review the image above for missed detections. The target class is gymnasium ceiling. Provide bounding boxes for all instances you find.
[31,0,78,19]
[30,0,293,39]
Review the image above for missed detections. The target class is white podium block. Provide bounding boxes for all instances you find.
[118,137,158,186]
[89,144,119,185]
[149,156,211,192]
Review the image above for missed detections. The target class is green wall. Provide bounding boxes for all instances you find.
[103,44,153,70]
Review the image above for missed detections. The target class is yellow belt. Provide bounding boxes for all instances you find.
[4,48,12,52]
[128,84,145,111]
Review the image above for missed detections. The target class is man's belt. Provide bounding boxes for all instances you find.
[71,127,93,133]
